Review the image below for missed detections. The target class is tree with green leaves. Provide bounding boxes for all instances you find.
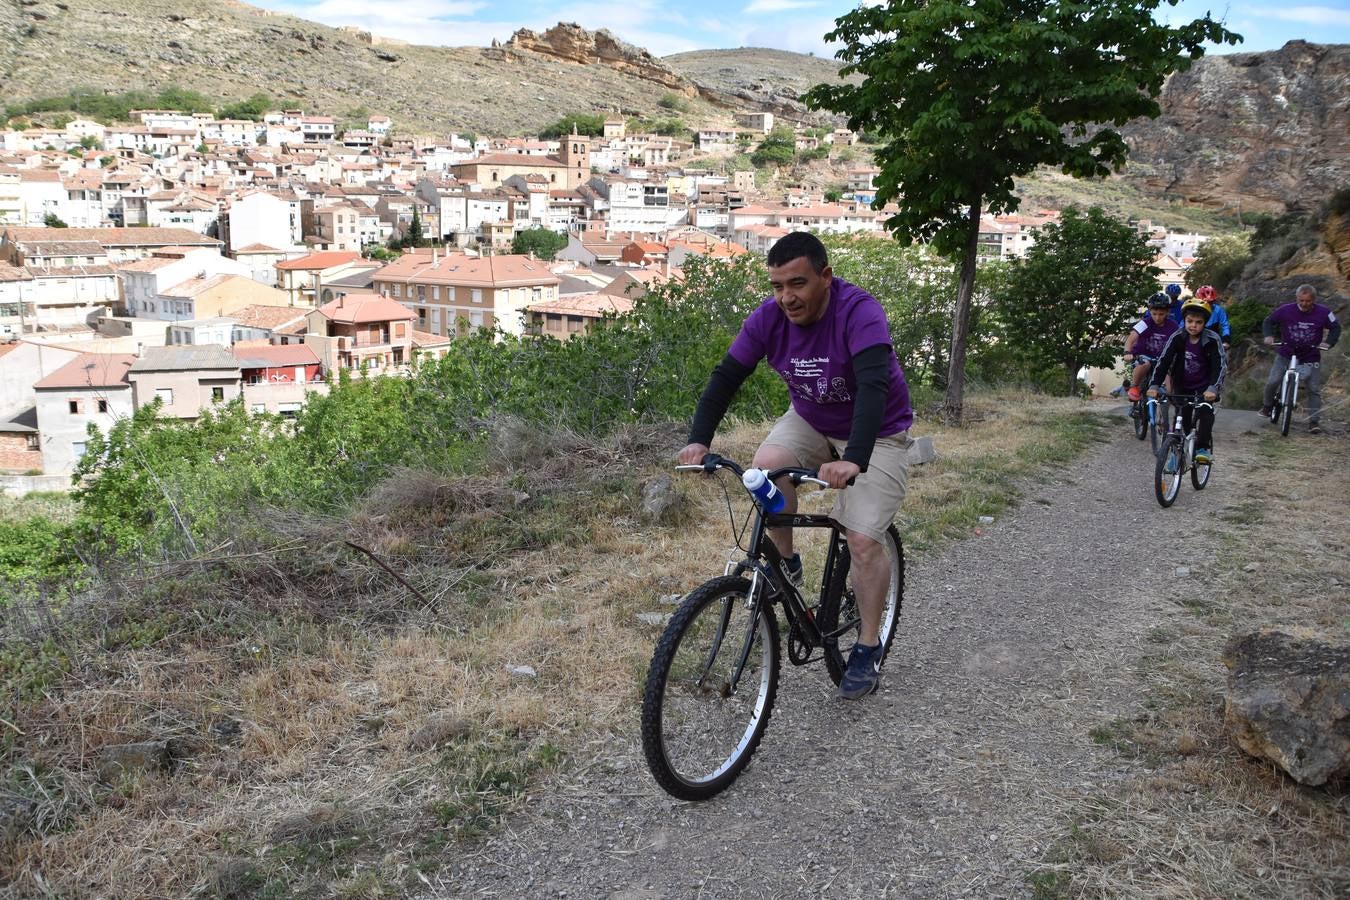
[997,206,1160,395]
[511,227,567,260]
[804,0,1239,422]
[750,127,795,169]
[539,113,605,140]
[406,206,425,247]
[43,213,67,228]
[1185,233,1251,295]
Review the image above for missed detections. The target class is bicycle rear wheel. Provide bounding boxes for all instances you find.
[1155,436,1182,507]
[1191,457,1211,490]
[641,576,780,801]
[819,525,904,686]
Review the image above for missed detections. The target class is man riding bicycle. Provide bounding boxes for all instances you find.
[1123,292,1178,401]
[1148,298,1227,465]
[678,231,914,700]
[1260,284,1341,434]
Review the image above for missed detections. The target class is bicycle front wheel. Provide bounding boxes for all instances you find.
[1155,436,1182,507]
[820,525,905,686]
[641,576,780,801]
[1132,401,1148,440]
[1279,377,1295,437]
[1191,456,1211,490]
[1149,401,1168,457]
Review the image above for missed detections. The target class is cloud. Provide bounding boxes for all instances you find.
[1255,5,1350,26]
[742,15,845,56]
[744,0,820,13]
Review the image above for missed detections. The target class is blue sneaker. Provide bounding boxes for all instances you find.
[1194,447,1212,466]
[836,641,882,700]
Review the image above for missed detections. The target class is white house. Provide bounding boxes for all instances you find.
[33,352,136,475]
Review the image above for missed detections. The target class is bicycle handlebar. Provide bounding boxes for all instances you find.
[676,453,840,489]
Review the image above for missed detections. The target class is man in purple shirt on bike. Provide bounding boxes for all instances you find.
[1260,284,1341,433]
[678,232,914,700]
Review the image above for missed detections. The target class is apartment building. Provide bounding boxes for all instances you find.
[372,251,559,337]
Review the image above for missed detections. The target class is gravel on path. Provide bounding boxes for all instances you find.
[427,414,1255,899]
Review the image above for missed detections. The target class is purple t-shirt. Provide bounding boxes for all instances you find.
[1131,317,1178,358]
[1178,337,1211,392]
[729,277,913,439]
[1269,302,1337,362]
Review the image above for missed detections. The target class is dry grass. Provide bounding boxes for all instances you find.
[1029,429,1350,899]
[0,394,1108,897]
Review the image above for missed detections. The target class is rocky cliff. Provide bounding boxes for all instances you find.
[1122,41,1350,215]
[503,23,693,96]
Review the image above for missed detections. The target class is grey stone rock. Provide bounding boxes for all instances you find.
[97,740,171,781]
[907,435,937,466]
[408,715,472,751]
[1223,629,1350,786]
[640,474,683,525]
[508,664,538,679]
[636,612,668,627]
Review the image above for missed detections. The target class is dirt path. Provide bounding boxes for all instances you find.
[427,408,1272,899]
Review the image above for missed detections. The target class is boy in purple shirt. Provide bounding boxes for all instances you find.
[1260,284,1341,433]
[1123,293,1178,400]
[679,232,913,700]
[1148,299,1226,465]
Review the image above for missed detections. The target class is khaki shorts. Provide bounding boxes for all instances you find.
[762,407,911,544]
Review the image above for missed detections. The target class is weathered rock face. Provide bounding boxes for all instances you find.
[507,22,694,95]
[1228,212,1350,311]
[1123,41,1350,215]
[1222,629,1350,786]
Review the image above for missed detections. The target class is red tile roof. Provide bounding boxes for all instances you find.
[33,353,136,390]
[275,250,363,271]
[316,293,416,325]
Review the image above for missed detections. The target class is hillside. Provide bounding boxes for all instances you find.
[0,0,730,134]
[2,0,1346,215]
[663,47,857,119]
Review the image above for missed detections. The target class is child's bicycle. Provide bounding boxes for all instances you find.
[1267,351,1315,438]
[641,454,903,801]
[1153,393,1213,508]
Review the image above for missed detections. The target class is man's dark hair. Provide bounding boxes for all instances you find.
[766,231,829,274]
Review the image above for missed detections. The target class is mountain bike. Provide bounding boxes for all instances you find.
[1154,394,1213,508]
[641,454,904,801]
[1267,352,1313,438]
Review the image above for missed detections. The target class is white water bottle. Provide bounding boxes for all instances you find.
[742,468,785,513]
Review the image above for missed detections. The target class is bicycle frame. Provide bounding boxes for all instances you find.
[681,457,853,693]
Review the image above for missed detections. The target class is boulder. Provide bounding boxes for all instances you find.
[97,740,171,781]
[1222,629,1350,786]
[640,473,683,525]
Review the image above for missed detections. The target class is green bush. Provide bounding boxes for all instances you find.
[1225,299,1267,339]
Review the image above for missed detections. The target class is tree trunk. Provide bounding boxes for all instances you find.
[1067,362,1079,397]
[943,198,983,425]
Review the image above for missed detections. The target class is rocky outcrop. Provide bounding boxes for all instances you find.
[506,22,694,95]
[1123,41,1350,215]
[1222,629,1350,786]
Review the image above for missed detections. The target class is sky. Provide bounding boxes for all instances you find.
[258,1,1350,58]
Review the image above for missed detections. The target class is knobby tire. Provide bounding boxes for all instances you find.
[641,576,780,801]
[1155,436,1183,507]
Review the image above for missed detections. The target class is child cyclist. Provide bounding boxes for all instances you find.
[1124,292,1178,401]
[1147,298,1227,465]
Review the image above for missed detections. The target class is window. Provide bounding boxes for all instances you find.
[156,388,174,405]
[25,434,39,451]
[471,289,482,304]
[393,284,402,297]
[532,287,542,302]
[97,399,108,413]
[251,403,266,413]
[72,441,86,459]
[432,285,440,301]
[68,399,82,414]
[211,386,224,402]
